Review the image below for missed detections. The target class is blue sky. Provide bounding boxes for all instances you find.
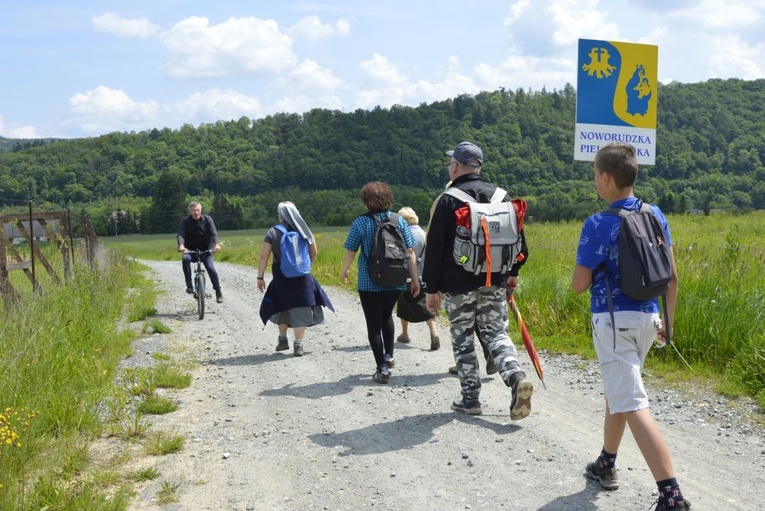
[1,0,763,139]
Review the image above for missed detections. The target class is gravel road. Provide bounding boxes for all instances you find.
[126,260,764,511]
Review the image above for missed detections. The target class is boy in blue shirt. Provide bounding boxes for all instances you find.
[572,143,689,510]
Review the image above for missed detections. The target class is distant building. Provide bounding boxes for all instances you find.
[2,219,60,244]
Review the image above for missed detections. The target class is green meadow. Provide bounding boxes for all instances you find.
[0,212,761,509]
[104,212,765,408]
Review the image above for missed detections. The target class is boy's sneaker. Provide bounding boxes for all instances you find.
[509,377,533,420]
[450,396,482,415]
[275,336,289,351]
[585,461,620,490]
[653,499,691,510]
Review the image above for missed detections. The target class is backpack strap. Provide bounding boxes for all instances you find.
[362,211,400,259]
[444,187,474,203]
[490,187,507,203]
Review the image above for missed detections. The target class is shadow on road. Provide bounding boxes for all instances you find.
[534,484,602,510]
[308,412,522,456]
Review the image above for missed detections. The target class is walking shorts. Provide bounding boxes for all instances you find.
[592,311,661,414]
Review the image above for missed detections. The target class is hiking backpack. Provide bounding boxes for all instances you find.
[606,203,672,301]
[444,187,526,285]
[366,212,411,287]
[273,224,311,278]
[602,203,673,347]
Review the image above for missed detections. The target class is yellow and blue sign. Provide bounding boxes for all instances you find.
[575,39,658,165]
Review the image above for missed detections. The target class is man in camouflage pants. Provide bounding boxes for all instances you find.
[424,141,533,419]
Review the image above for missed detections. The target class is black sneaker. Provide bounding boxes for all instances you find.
[510,376,533,420]
[653,499,691,510]
[276,336,289,351]
[216,289,223,303]
[451,396,482,415]
[372,369,390,384]
[585,461,620,490]
[186,287,194,294]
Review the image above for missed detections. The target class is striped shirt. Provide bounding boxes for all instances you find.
[344,212,416,292]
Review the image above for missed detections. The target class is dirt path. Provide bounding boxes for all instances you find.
[126,260,764,511]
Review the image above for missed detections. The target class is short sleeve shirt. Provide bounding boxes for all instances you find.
[344,212,416,292]
[575,197,673,314]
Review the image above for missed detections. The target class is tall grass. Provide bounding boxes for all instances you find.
[0,252,137,509]
[102,213,765,407]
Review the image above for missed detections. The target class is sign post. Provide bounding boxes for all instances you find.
[575,39,658,165]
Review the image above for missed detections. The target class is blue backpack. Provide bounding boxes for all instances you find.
[274,224,311,278]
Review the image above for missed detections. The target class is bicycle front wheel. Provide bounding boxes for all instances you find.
[195,273,205,320]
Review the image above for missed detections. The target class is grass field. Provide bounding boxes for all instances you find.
[103,212,765,408]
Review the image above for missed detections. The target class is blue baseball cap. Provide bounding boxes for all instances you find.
[446,141,483,165]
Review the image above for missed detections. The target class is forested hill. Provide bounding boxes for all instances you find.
[1,78,763,233]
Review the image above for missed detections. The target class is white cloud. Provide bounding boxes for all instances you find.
[289,59,343,93]
[354,54,481,110]
[159,16,297,78]
[0,114,38,138]
[664,0,764,31]
[288,16,351,41]
[66,86,160,134]
[274,94,343,114]
[475,54,575,92]
[504,0,619,54]
[171,89,264,122]
[92,12,161,38]
[63,86,267,134]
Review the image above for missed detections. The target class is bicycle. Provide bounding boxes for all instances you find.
[185,249,213,320]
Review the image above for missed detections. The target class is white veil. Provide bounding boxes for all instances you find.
[277,201,315,244]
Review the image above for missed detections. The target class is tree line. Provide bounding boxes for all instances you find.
[1,78,763,235]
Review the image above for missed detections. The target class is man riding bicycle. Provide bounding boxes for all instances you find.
[177,201,223,303]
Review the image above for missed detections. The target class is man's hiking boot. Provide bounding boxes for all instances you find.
[186,286,194,294]
[293,343,304,357]
[585,461,620,490]
[451,396,482,415]
[510,377,533,420]
[216,289,223,303]
[430,334,440,350]
[652,499,691,510]
[276,336,289,352]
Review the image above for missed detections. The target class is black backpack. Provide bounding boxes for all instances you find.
[366,212,410,287]
[602,203,672,345]
[607,203,672,301]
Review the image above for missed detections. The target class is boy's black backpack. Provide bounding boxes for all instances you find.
[607,203,672,301]
[366,212,410,287]
[603,202,673,346]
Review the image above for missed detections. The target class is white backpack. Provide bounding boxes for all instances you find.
[444,187,523,277]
